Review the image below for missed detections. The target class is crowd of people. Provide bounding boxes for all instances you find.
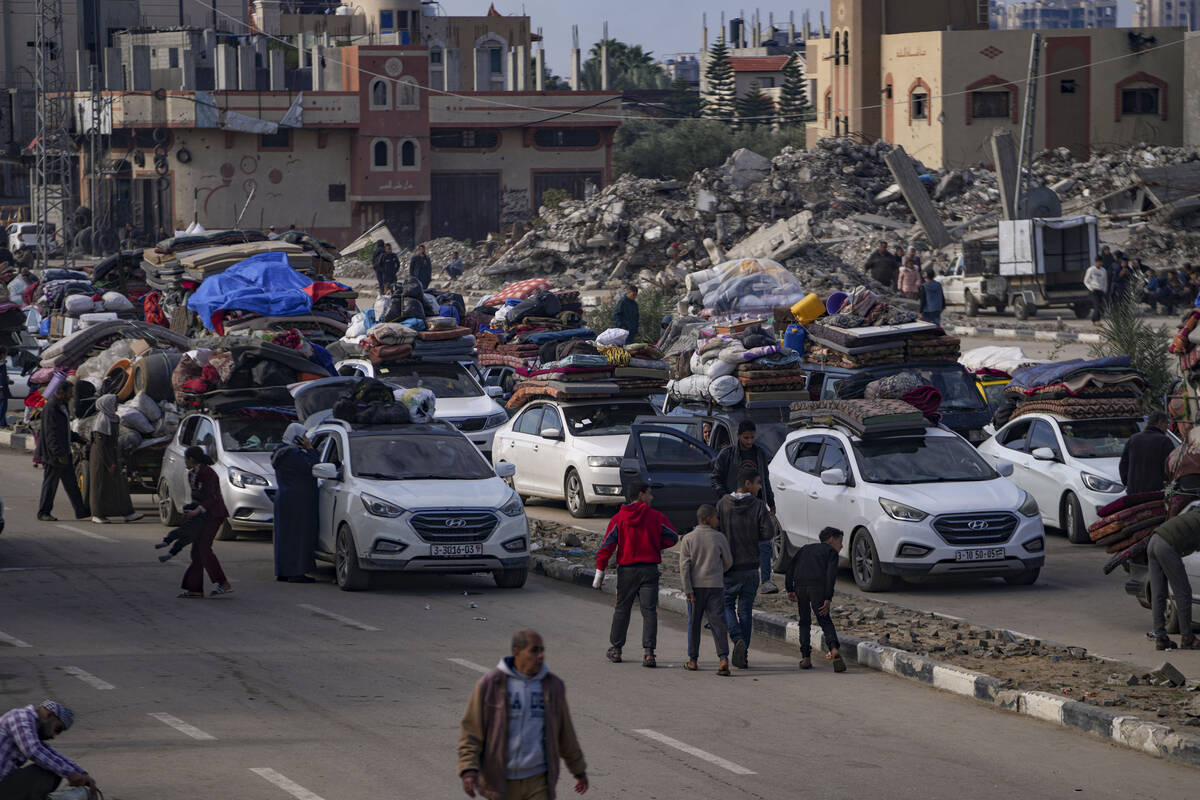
[370,241,467,295]
[863,240,945,325]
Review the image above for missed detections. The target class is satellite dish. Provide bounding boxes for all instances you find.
[1019,187,1062,219]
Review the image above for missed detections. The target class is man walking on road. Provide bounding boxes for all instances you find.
[410,244,433,290]
[1147,511,1200,651]
[36,380,89,522]
[593,483,679,668]
[717,468,775,670]
[786,527,847,672]
[0,700,99,799]
[458,630,588,799]
[864,240,899,289]
[678,504,732,675]
[710,420,778,593]
[1120,411,1175,494]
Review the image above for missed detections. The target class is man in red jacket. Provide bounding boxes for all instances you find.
[594,484,679,668]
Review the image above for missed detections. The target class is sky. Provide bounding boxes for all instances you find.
[474,0,1138,76]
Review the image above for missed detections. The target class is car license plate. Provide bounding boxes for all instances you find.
[431,543,483,557]
[955,548,1005,562]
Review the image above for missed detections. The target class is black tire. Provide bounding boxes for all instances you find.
[215,520,237,541]
[1062,492,1089,544]
[335,526,370,591]
[964,290,979,317]
[564,469,594,518]
[993,302,1006,314]
[1012,295,1031,321]
[493,566,528,589]
[1005,567,1040,586]
[158,479,183,526]
[1166,596,1181,635]
[851,529,896,592]
[176,147,192,164]
[152,126,169,143]
[133,352,182,402]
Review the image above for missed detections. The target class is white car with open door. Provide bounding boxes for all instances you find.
[977,414,1135,544]
[770,422,1045,591]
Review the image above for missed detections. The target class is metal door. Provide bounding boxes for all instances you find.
[431,173,500,242]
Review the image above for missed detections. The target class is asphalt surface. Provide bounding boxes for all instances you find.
[2,452,1199,797]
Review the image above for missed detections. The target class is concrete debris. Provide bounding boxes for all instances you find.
[1150,662,1188,688]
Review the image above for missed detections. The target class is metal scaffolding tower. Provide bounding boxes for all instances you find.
[33,0,75,270]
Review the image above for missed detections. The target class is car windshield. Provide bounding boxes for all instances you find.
[982,382,1009,413]
[564,402,656,437]
[1059,419,1141,459]
[375,363,483,398]
[867,366,987,412]
[350,434,494,480]
[853,435,997,484]
[219,418,291,452]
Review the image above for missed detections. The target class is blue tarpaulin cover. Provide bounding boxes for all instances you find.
[1007,356,1132,391]
[187,252,313,331]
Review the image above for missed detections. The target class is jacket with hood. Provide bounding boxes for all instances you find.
[595,501,678,570]
[458,657,586,800]
[716,493,773,572]
[710,443,775,509]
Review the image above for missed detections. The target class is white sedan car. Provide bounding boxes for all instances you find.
[977,414,1136,544]
[770,424,1045,591]
[492,398,658,517]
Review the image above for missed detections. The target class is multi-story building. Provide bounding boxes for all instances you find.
[806,0,1187,168]
[1136,0,1200,29]
[992,0,1119,30]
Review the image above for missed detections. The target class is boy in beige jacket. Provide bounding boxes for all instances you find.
[678,504,733,675]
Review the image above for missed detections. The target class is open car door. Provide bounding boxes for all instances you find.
[621,422,718,533]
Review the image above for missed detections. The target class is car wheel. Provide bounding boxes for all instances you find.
[1012,294,1033,321]
[564,469,594,518]
[215,520,237,541]
[851,529,896,592]
[1062,493,1089,544]
[964,290,979,317]
[158,479,182,526]
[335,525,371,591]
[770,522,785,569]
[493,566,528,589]
[1004,567,1040,586]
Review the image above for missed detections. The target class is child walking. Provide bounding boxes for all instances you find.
[678,504,733,675]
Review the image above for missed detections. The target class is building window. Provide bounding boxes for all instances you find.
[489,47,503,74]
[396,9,409,29]
[971,90,1011,119]
[431,48,443,65]
[533,128,601,148]
[396,77,419,109]
[260,129,291,149]
[431,129,500,149]
[1122,87,1160,115]
[168,48,179,68]
[399,139,417,167]
[758,77,775,88]
[911,91,928,120]
[328,184,346,202]
[1060,78,1077,94]
[843,32,849,66]
[833,32,841,66]
[380,10,394,32]
[369,77,390,109]
[824,90,832,122]
[372,139,391,169]
[885,83,893,99]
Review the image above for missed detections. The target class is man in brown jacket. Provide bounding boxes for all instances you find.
[458,630,588,799]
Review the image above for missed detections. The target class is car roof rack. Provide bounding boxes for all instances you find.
[788,400,929,439]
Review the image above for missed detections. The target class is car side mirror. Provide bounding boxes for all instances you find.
[820,468,847,486]
[1031,447,1057,462]
[484,386,503,398]
[495,461,516,479]
[541,428,563,441]
[312,463,339,480]
[995,460,1015,477]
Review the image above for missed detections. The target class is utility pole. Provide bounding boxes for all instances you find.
[1014,32,1041,220]
[33,0,75,269]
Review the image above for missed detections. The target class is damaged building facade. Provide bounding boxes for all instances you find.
[71,33,619,246]
[805,0,1187,168]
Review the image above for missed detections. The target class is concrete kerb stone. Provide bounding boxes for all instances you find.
[0,429,35,453]
[530,552,1200,768]
[946,325,1102,344]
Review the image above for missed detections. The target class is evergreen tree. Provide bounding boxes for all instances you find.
[777,52,808,124]
[703,34,736,122]
[665,78,702,118]
[736,81,776,127]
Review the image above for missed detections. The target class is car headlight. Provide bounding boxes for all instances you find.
[228,467,268,488]
[1081,473,1123,493]
[587,456,622,468]
[485,412,509,429]
[499,492,525,517]
[1018,491,1039,518]
[879,498,928,522]
[360,492,406,518]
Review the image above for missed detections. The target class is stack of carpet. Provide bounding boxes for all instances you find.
[788,399,929,438]
[505,340,669,411]
[1088,491,1166,552]
[803,320,949,370]
[994,357,1144,426]
[473,281,590,371]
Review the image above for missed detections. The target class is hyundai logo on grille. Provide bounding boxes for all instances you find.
[967,520,989,530]
[445,518,468,528]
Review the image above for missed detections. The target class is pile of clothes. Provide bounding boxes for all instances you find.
[355,319,476,365]
[666,323,805,407]
[472,281,590,371]
[170,332,333,409]
[331,378,437,427]
[993,357,1144,427]
[803,288,955,369]
[505,330,668,410]
[682,259,806,317]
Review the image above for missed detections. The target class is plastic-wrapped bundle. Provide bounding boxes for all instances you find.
[699,258,806,314]
[708,375,745,406]
[668,374,712,402]
[75,341,139,389]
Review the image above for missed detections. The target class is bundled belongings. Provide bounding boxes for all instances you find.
[173,334,332,408]
[329,378,437,426]
[1087,491,1166,551]
[789,399,929,438]
[667,322,807,407]
[506,341,669,411]
[993,356,1145,426]
[686,258,806,316]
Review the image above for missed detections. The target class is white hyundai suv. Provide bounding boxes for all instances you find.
[771,424,1045,591]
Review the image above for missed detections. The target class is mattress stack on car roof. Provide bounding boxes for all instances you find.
[471,282,590,370]
[667,321,808,407]
[504,339,669,410]
[788,399,929,438]
[802,288,958,369]
[993,357,1145,426]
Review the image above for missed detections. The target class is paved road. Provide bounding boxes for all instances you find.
[2,455,1198,797]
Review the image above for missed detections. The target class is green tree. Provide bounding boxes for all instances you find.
[776,52,808,124]
[581,39,669,90]
[736,81,776,127]
[664,78,702,119]
[530,55,569,90]
[703,34,736,122]
[613,118,805,180]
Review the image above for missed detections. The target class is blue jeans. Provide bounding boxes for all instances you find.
[759,540,772,583]
[723,568,759,647]
[920,312,942,325]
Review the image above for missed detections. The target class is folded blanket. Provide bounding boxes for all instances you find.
[1097,491,1166,519]
[416,326,472,341]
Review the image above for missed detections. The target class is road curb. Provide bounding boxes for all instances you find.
[947,325,1102,344]
[531,553,1200,769]
[0,429,35,453]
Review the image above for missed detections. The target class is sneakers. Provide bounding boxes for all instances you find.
[716,659,731,677]
[606,647,622,663]
[124,512,144,523]
[91,516,109,524]
[643,652,656,668]
[798,657,813,670]
[832,654,847,673]
[36,513,58,522]
[760,580,780,594]
[732,639,748,669]
[1155,636,1178,651]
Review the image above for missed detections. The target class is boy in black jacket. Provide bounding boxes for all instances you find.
[786,527,845,672]
[716,468,774,669]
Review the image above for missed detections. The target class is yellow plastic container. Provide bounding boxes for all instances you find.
[791,293,825,324]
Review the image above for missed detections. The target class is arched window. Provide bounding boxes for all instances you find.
[396,77,419,109]
[843,31,850,66]
[399,139,417,168]
[372,139,390,169]
[369,78,390,109]
[833,32,841,66]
